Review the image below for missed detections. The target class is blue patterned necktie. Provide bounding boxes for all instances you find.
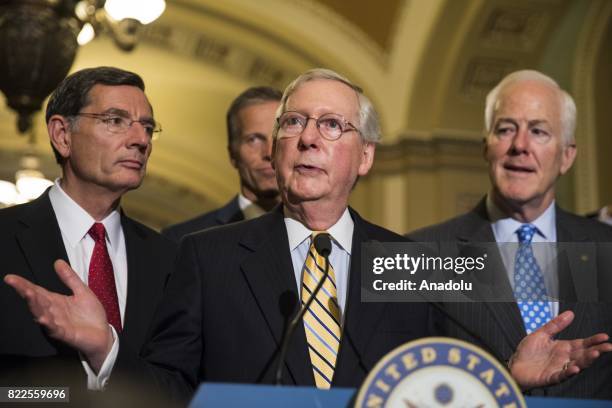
[513,224,552,334]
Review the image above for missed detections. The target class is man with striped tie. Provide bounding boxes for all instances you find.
[126,68,436,395]
[408,70,612,399]
[7,68,611,403]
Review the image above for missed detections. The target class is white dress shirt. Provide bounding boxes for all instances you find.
[486,195,559,316]
[48,180,124,389]
[284,208,353,322]
[596,206,612,226]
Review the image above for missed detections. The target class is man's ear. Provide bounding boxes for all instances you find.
[559,143,577,175]
[357,142,375,176]
[48,115,73,161]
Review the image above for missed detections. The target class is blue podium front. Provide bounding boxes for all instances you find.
[189,383,612,407]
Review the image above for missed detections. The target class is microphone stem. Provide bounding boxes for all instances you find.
[275,255,330,385]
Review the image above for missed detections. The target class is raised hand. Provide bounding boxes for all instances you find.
[509,310,612,389]
[4,259,114,372]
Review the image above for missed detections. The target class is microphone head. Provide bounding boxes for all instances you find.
[314,233,332,257]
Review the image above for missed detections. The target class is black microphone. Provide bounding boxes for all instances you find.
[314,233,332,257]
[275,233,332,385]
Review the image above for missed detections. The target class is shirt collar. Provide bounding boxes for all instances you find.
[237,194,267,220]
[48,179,122,249]
[486,193,556,242]
[284,208,354,254]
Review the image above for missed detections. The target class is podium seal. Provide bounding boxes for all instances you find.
[355,337,526,407]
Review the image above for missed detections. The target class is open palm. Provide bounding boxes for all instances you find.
[510,311,612,389]
[4,259,114,371]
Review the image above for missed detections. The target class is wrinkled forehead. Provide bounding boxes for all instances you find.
[494,81,562,122]
[286,79,360,122]
[85,84,153,117]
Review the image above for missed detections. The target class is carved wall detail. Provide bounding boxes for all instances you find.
[481,7,548,51]
[140,22,301,88]
[461,57,515,100]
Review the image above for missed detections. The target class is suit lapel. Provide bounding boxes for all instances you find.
[239,209,313,386]
[15,192,71,296]
[453,200,526,352]
[215,196,244,225]
[556,208,596,300]
[334,210,387,383]
[555,208,594,340]
[121,215,152,347]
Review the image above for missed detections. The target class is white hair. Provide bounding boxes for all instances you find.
[272,68,381,143]
[484,70,576,145]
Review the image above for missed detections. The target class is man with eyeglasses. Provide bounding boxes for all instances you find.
[1,67,176,400]
[162,86,282,243]
[5,68,609,402]
[408,70,612,399]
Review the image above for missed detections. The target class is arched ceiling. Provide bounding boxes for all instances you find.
[0,0,607,227]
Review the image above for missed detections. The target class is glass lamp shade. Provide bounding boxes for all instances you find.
[0,180,19,206]
[15,169,54,201]
[104,0,166,25]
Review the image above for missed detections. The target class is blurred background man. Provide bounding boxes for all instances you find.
[162,86,282,242]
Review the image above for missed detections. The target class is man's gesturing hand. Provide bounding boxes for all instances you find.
[509,310,612,389]
[4,260,114,372]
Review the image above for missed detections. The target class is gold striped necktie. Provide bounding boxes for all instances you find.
[301,232,341,389]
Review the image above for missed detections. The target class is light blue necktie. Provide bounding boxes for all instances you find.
[513,224,552,334]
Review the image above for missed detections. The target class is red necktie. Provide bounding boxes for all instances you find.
[88,223,122,333]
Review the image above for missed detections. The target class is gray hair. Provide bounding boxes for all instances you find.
[272,68,381,143]
[484,70,576,145]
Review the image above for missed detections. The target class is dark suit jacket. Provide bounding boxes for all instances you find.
[116,206,437,401]
[407,198,612,399]
[0,191,177,392]
[161,196,243,243]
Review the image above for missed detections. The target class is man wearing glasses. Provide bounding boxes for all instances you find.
[0,67,176,399]
[5,69,610,402]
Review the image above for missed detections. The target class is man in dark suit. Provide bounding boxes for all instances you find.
[0,67,176,397]
[6,69,609,403]
[162,87,282,242]
[408,70,612,399]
